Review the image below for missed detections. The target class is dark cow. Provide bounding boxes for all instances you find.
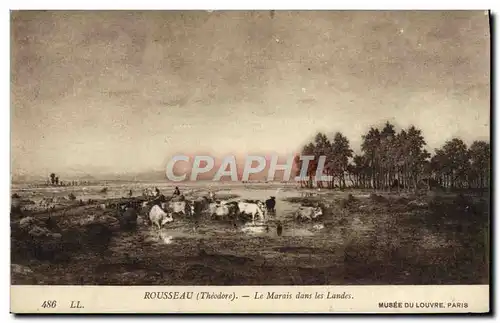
[193,198,207,216]
[265,196,276,215]
[223,201,240,218]
[118,206,139,231]
[192,196,211,215]
[190,198,208,232]
[168,200,192,217]
[44,215,60,232]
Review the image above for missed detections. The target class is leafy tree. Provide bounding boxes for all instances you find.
[349,155,369,188]
[361,127,381,189]
[294,142,317,188]
[405,126,429,191]
[379,122,397,190]
[330,132,353,189]
[442,138,470,189]
[313,133,331,188]
[293,120,489,193]
[469,140,490,189]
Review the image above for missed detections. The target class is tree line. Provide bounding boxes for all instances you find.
[46,173,94,187]
[294,121,490,191]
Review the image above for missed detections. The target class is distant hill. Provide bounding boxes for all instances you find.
[117,170,166,182]
[11,154,298,184]
[11,174,46,184]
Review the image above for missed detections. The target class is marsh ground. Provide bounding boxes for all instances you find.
[10,182,489,285]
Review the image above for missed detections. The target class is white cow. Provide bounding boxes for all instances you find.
[238,202,265,223]
[295,206,323,221]
[215,204,231,218]
[149,205,173,230]
[208,203,231,219]
[208,202,219,216]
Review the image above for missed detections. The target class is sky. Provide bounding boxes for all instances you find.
[11,10,490,177]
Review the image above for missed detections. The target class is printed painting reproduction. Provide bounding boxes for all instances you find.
[10,10,490,313]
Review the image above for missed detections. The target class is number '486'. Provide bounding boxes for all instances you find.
[41,300,57,308]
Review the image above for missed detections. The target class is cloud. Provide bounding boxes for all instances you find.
[10,10,490,176]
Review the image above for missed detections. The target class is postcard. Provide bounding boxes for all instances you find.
[10,10,490,314]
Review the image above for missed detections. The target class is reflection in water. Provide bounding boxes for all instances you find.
[240,223,269,235]
[159,231,173,245]
[312,224,325,231]
[144,228,175,245]
[285,227,315,237]
[221,188,302,221]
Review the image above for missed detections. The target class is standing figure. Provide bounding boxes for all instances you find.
[173,186,181,196]
[276,221,283,236]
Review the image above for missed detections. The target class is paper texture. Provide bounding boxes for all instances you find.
[10,285,489,313]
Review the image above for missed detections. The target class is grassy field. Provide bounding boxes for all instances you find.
[10,183,489,285]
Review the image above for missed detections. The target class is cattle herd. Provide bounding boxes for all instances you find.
[112,191,275,231]
[9,187,330,266]
[107,189,325,233]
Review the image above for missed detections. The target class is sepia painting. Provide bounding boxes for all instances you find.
[10,10,490,289]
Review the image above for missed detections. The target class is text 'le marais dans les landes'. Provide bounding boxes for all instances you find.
[143,291,353,301]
